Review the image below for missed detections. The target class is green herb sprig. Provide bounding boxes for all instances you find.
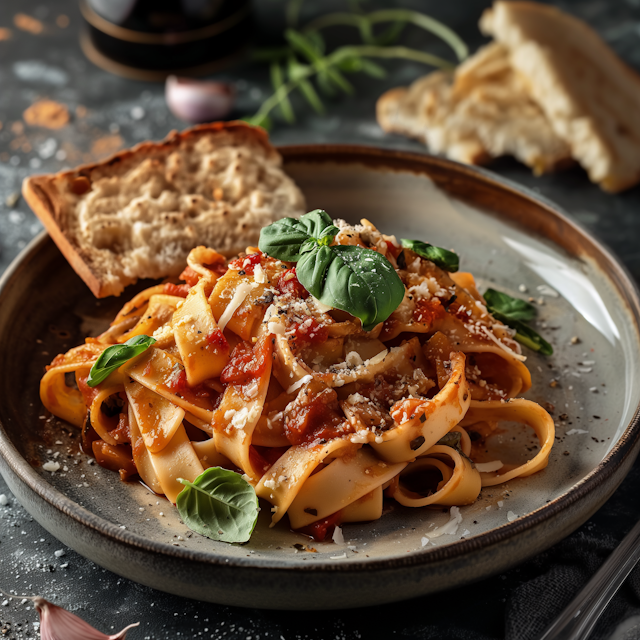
[247,7,467,129]
[483,289,553,356]
[259,210,405,331]
[176,468,259,544]
[401,239,459,272]
[87,334,156,388]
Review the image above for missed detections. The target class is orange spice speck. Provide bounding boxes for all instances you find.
[91,134,123,159]
[56,15,69,28]
[14,13,44,34]
[23,100,69,129]
[0,28,12,41]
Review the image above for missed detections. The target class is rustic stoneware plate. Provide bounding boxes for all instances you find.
[1,146,640,610]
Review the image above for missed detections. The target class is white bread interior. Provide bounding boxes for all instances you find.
[377,42,571,173]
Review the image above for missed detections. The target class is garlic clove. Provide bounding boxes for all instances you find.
[165,75,236,123]
[34,596,139,640]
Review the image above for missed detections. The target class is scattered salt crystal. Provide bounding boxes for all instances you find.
[330,553,347,559]
[507,511,518,522]
[0,494,8,506]
[43,461,60,472]
[497,501,504,508]
[332,526,344,545]
[54,549,65,558]
[421,537,429,547]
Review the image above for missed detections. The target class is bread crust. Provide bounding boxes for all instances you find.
[22,121,305,297]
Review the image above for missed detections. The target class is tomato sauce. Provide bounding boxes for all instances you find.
[293,317,328,345]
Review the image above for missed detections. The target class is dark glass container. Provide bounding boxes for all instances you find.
[80,0,252,81]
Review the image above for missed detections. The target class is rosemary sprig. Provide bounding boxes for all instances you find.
[247,10,465,130]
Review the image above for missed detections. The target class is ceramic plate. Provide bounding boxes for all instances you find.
[1,146,640,610]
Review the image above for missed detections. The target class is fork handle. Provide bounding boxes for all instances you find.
[536,519,640,640]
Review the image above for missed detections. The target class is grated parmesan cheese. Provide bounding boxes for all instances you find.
[217,282,256,332]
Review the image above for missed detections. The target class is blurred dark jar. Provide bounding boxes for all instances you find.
[80,0,252,80]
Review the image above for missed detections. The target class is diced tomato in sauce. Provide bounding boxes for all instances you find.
[167,368,188,393]
[293,317,328,345]
[220,335,271,385]
[205,328,229,352]
[413,297,446,325]
[277,268,309,299]
[284,380,345,446]
[163,283,190,298]
[296,510,342,542]
[228,251,262,275]
[108,411,131,444]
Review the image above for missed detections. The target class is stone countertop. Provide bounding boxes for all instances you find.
[2,1,640,639]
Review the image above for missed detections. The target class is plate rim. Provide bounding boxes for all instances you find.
[2,144,640,575]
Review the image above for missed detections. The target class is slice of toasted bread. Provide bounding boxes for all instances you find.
[377,42,571,172]
[23,121,306,297]
[481,1,640,192]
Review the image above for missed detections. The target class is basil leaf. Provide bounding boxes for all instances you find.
[491,312,554,356]
[87,334,156,388]
[483,288,536,323]
[297,244,405,331]
[401,239,459,272]
[176,468,259,544]
[258,209,338,262]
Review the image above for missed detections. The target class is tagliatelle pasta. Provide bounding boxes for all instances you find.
[40,217,554,542]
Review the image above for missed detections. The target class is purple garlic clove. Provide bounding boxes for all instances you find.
[165,75,236,123]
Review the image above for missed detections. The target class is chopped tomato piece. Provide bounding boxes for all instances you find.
[163,283,190,298]
[167,367,188,393]
[413,297,446,325]
[296,510,342,542]
[293,317,328,345]
[220,335,271,385]
[179,266,201,287]
[228,251,262,275]
[284,379,345,445]
[277,268,309,299]
[205,328,229,351]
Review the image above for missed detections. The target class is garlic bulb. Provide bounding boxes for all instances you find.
[165,75,235,123]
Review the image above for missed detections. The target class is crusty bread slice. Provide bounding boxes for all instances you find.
[23,121,306,297]
[377,42,571,172]
[481,1,640,192]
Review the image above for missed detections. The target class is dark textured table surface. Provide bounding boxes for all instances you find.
[2,1,640,638]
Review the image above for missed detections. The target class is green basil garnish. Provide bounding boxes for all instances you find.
[483,289,536,323]
[483,288,553,356]
[297,243,405,331]
[176,468,259,544]
[258,209,339,262]
[400,239,459,272]
[259,210,405,331]
[87,334,156,387]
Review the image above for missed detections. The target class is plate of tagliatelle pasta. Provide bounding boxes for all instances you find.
[1,146,640,610]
